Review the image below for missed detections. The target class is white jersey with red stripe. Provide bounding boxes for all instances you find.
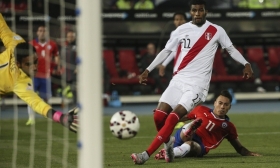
[165,20,232,90]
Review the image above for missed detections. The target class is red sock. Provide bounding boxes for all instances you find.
[146,112,179,156]
[153,109,168,132]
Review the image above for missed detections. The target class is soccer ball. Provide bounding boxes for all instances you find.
[110,110,140,139]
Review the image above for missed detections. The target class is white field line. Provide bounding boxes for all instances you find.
[238,132,280,135]
[103,131,280,140]
[0,138,77,142]
[1,132,280,142]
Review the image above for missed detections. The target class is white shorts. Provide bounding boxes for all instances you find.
[159,80,207,112]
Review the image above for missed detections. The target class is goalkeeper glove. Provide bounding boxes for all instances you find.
[52,107,79,133]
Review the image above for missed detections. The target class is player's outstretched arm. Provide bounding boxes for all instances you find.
[14,84,78,133]
[47,107,79,133]
[139,49,173,84]
[229,139,261,156]
[146,49,172,73]
[225,45,254,79]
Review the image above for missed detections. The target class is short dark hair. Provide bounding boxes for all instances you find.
[189,0,207,9]
[37,24,46,29]
[67,30,75,33]
[15,42,36,63]
[216,90,232,103]
[173,11,187,21]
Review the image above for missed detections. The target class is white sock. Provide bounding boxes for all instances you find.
[28,106,35,120]
[164,136,174,148]
[164,137,170,148]
[182,122,192,135]
[174,143,190,158]
[142,151,150,160]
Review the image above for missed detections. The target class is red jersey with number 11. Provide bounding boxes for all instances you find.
[187,105,238,154]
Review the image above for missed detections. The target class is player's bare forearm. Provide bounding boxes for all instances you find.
[238,146,251,156]
[238,146,261,156]
[143,69,149,73]
[230,139,261,156]
[55,55,60,65]
[55,55,61,69]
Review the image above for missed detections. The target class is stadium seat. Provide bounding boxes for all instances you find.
[267,47,280,69]
[103,49,142,95]
[138,48,147,56]
[118,49,140,75]
[103,49,119,78]
[246,47,268,75]
[267,46,280,81]
[212,49,227,76]
[211,49,243,82]
[246,47,277,81]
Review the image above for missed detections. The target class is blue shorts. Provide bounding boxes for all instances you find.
[174,127,206,157]
[33,77,52,100]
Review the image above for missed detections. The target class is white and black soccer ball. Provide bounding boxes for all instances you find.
[110,110,140,139]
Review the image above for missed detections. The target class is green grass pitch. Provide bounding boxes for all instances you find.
[1,113,280,168]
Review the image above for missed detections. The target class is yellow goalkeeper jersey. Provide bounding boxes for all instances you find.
[0,13,51,117]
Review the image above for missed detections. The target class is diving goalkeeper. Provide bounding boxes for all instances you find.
[0,13,78,133]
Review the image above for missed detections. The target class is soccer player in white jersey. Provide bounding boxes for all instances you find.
[158,11,187,129]
[131,0,254,165]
